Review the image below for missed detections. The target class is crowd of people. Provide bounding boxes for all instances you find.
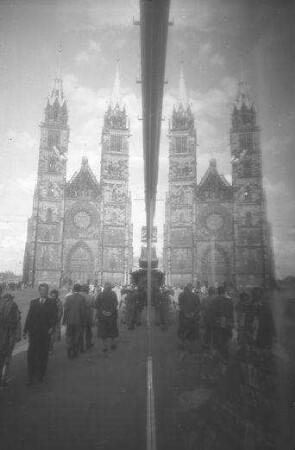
[0,280,277,389]
[177,283,276,358]
[0,281,23,292]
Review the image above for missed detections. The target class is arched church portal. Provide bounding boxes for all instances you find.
[201,245,230,287]
[66,242,94,285]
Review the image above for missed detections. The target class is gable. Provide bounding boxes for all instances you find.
[66,165,100,199]
[197,162,232,202]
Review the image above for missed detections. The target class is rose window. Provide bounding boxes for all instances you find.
[73,211,91,229]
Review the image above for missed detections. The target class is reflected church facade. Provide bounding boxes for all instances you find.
[163,68,275,289]
[23,64,133,287]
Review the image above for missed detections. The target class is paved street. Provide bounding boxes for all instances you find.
[0,289,294,450]
[1,314,148,450]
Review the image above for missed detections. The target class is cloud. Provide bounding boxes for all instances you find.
[75,51,90,65]
[0,130,37,185]
[56,0,139,33]
[210,53,224,66]
[89,39,102,53]
[0,230,27,274]
[75,39,103,66]
[272,236,295,278]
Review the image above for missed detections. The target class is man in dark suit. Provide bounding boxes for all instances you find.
[178,283,200,348]
[23,283,57,385]
[63,284,86,358]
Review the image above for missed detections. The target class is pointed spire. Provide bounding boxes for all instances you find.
[235,79,255,111]
[234,50,255,110]
[178,59,187,105]
[209,158,217,170]
[48,44,65,107]
[170,58,194,132]
[111,55,121,106]
[57,42,62,80]
[239,55,245,84]
[104,56,127,130]
[81,156,88,171]
[232,75,257,131]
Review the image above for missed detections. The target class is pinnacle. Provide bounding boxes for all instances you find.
[235,80,255,111]
[47,44,66,108]
[81,156,89,170]
[178,60,188,106]
[111,57,121,107]
[209,158,217,169]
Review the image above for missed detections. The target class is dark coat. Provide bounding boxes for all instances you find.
[178,290,200,316]
[210,295,234,330]
[95,290,118,316]
[63,293,86,326]
[24,298,57,337]
[94,289,118,339]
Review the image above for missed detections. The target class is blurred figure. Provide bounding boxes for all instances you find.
[154,287,170,331]
[252,287,276,350]
[81,284,94,351]
[119,287,128,324]
[49,289,63,354]
[0,293,21,389]
[94,282,119,352]
[23,283,57,384]
[174,286,183,308]
[125,287,137,330]
[135,286,146,326]
[126,287,145,330]
[236,291,255,348]
[211,285,234,359]
[113,284,121,304]
[178,283,200,348]
[201,286,216,349]
[63,284,86,359]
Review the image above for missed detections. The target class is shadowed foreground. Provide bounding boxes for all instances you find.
[1,288,294,450]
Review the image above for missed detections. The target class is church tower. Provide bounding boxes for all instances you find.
[163,63,197,286]
[100,60,133,284]
[231,80,274,288]
[23,48,69,286]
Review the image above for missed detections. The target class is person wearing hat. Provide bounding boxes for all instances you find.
[94,281,118,352]
[0,293,21,389]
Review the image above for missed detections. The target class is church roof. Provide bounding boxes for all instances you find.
[197,158,232,201]
[65,157,101,199]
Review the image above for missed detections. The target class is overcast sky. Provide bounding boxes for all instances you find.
[0,0,294,277]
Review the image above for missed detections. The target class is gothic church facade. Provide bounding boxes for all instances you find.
[23,66,133,287]
[163,70,274,290]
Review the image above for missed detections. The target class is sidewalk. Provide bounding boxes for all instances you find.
[1,324,147,450]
